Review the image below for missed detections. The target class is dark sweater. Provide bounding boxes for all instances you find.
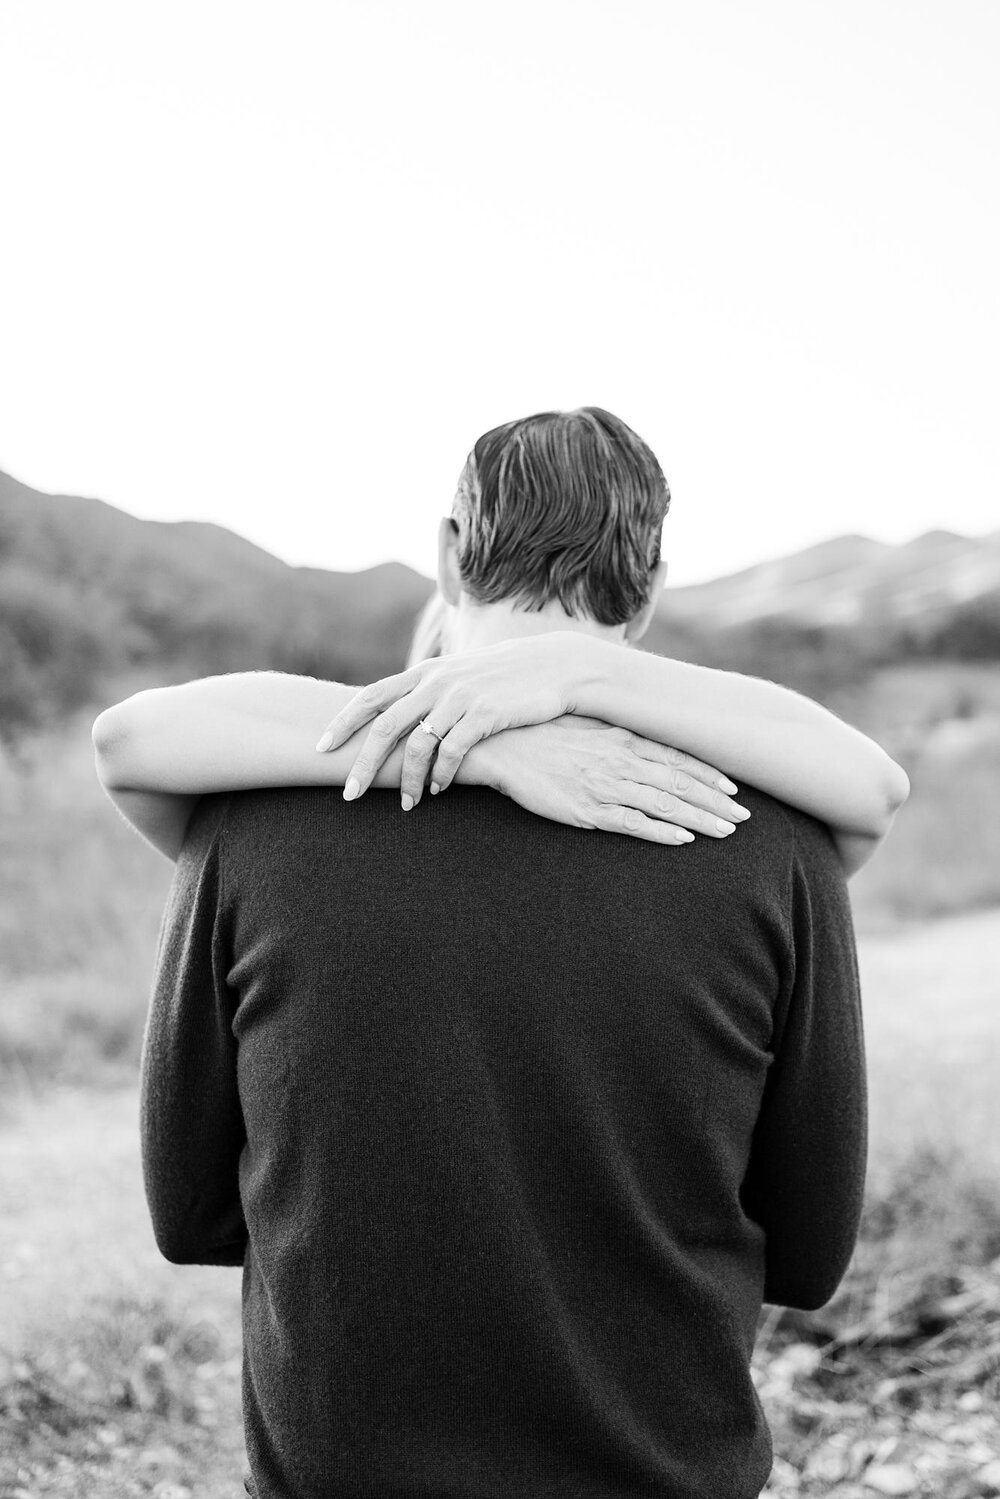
[140,782,867,1499]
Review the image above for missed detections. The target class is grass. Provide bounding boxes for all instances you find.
[752,1144,1000,1496]
[2,898,998,1493]
[0,715,172,1090]
[829,660,1000,927]
[2,690,999,1493]
[2,1117,998,1498]
[849,733,1000,926]
[1,1297,245,1499]
[0,1085,245,1497]
[1,1294,236,1447]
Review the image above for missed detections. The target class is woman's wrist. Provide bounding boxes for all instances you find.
[568,635,624,721]
[455,736,505,793]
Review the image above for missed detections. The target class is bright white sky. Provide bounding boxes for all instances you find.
[1,0,997,584]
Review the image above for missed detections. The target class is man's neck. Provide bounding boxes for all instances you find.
[446,597,629,654]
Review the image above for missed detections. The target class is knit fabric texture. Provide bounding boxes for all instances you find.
[140,782,867,1499]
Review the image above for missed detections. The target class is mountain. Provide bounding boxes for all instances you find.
[643,524,1000,699]
[658,528,1000,632]
[2,465,998,742]
[0,469,433,666]
[0,469,434,739]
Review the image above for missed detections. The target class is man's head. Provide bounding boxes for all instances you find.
[433,407,671,656]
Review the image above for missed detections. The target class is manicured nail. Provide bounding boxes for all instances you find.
[732,805,751,821]
[316,731,333,753]
[718,776,738,794]
[430,781,440,796]
[716,818,736,834]
[401,793,414,812]
[344,777,360,801]
[678,830,695,842]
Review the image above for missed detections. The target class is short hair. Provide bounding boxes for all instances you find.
[452,407,670,626]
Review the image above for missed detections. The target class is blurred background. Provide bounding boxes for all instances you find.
[2,3,998,1496]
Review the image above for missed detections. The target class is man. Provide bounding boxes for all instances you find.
[139,408,867,1498]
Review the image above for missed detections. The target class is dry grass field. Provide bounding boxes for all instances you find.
[2,908,996,1497]
[2,700,999,1496]
[0,1088,245,1498]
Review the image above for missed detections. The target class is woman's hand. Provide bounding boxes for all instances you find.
[474,716,750,845]
[316,633,648,806]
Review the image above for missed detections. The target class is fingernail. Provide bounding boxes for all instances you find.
[430,781,440,796]
[401,793,413,812]
[716,818,736,834]
[732,805,751,820]
[719,776,738,794]
[316,731,333,753]
[344,777,360,801]
[679,830,695,842]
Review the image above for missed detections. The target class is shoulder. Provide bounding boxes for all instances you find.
[165,795,234,909]
[733,785,840,868]
[782,803,846,893]
[774,802,855,955]
[727,787,848,939]
[721,783,829,874]
[198,786,346,865]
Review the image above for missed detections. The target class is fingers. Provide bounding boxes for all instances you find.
[624,754,749,826]
[316,669,421,753]
[615,775,750,838]
[669,772,750,826]
[397,708,461,806]
[426,718,484,794]
[398,722,444,809]
[593,805,698,846]
[399,713,486,808]
[631,739,739,798]
[343,701,428,798]
[616,782,729,838]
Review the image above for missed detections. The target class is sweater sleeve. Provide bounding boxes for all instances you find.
[740,814,868,1310]
[139,793,248,1267]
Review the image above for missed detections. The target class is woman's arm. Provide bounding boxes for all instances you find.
[572,640,910,839]
[93,675,409,859]
[576,647,908,877]
[101,789,201,861]
[93,671,748,860]
[317,632,910,872]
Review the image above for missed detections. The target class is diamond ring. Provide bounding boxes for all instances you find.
[417,719,443,740]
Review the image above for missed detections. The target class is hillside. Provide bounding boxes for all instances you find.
[2,466,998,740]
[4,476,999,1499]
[659,528,1000,632]
[642,524,1000,699]
[0,469,434,738]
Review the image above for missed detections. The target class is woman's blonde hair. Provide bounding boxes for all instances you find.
[406,589,450,668]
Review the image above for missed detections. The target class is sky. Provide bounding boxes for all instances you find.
[1,0,997,585]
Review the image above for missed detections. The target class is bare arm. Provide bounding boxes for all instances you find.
[317,633,910,875]
[93,675,415,860]
[102,788,201,861]
[828,830,886,880]
[573,641,909,841]
[93,671,750,861]
[577,650,908,876]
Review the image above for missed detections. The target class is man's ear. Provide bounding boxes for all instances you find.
[624,557,669,644]
[437,516,463,607]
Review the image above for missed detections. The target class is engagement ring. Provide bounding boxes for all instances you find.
[417,719,443,740]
